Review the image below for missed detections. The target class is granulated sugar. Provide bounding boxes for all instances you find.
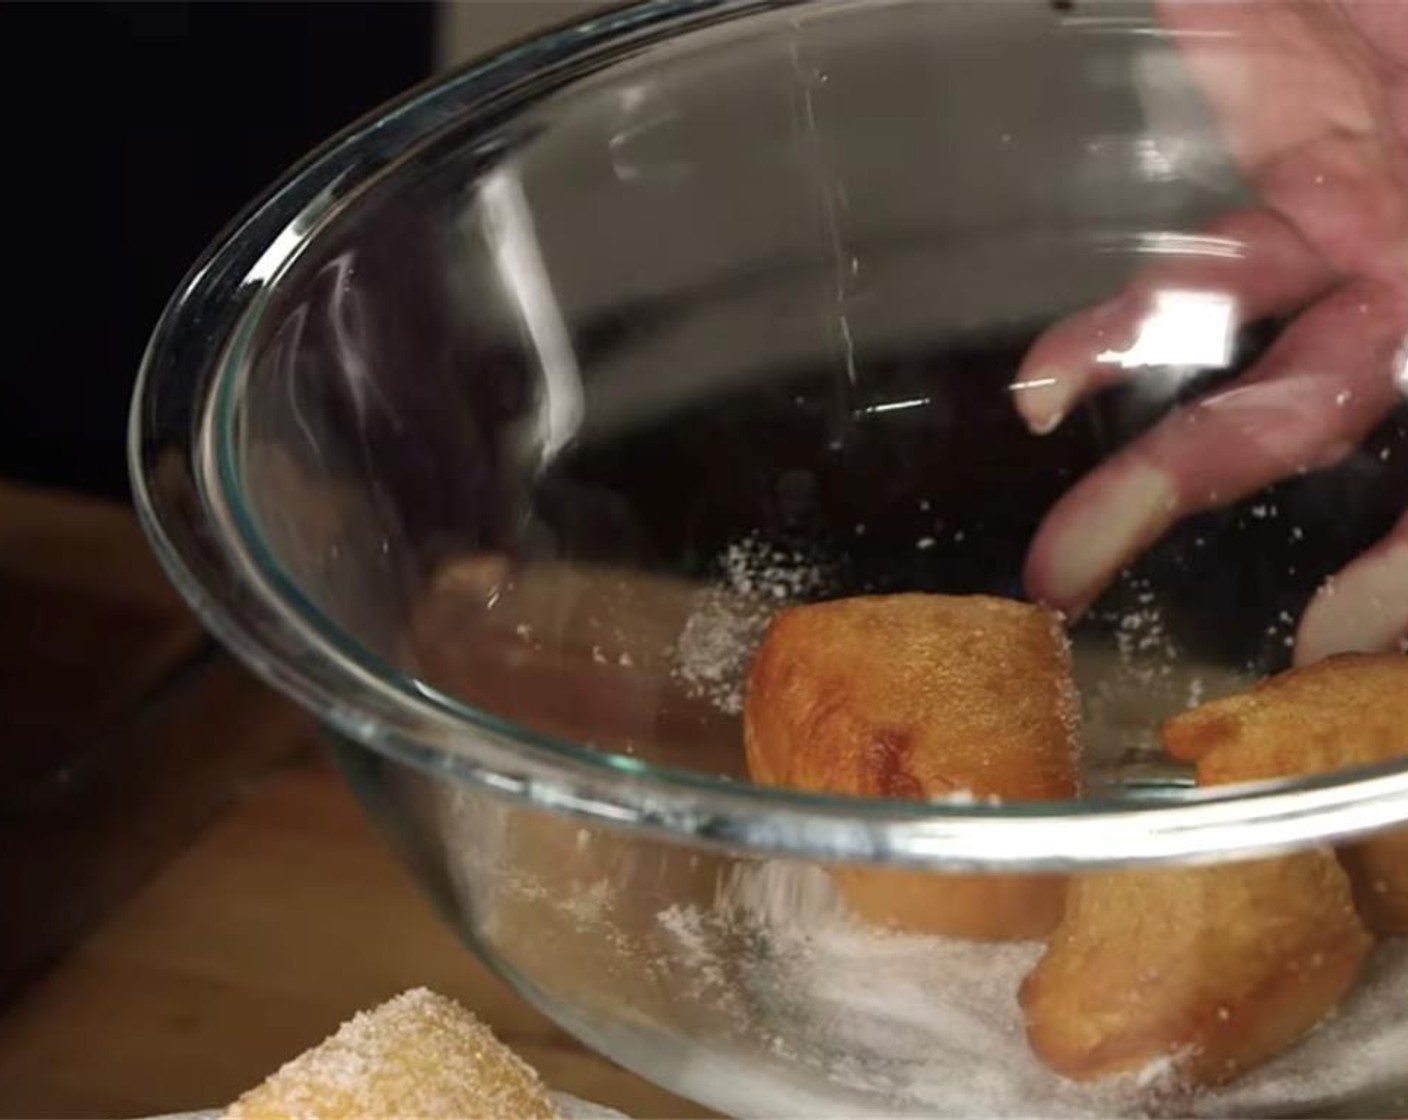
[672,533,833,713]
[717,534,831,602]
[673,589,769,714]
[704,863,1181,1118]
[673,861,1408,1118]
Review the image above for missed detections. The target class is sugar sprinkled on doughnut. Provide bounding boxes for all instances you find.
[225,988,560,1119]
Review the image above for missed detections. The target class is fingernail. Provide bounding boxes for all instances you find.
[1013,369,1079,435]
[1042,463,1179,610]
[1295,544,1408,666]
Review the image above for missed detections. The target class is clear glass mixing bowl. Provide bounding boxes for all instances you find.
[131,2,1408,1115]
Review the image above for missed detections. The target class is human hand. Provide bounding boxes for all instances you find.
[1018,0,1408,664]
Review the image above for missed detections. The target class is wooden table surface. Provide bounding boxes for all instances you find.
[0,484,706,1119]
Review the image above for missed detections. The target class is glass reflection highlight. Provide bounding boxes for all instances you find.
[480,169,584,468]
[1097,289,1237,372]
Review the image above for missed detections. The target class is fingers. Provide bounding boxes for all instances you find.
[1025,280,1408,615]
[1338,1,1408,70]
[1151,0,1379,169]
[1296,506,1408,666]
[1153,1,1408,281]
[1013,209,1335,435]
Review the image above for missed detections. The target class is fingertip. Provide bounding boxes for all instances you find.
[1025,461,1180,618]
[1022,563,1090,624]
[1294,544,1408,667]
[1013,369,1079,435]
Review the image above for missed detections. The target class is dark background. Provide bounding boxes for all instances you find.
[0,2,436,500]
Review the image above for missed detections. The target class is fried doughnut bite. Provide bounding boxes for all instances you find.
[225,988,561,1120]
[1163,652,1408,774]
[1020,853,1371,1086]
[1164,652,1408,934]
[744,593,1079,939]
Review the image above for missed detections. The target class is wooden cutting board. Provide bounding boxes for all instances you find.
[0,480,303,996]
[0,753,707,1119]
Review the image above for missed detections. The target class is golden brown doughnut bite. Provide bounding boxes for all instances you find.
[744,593,1079,939]
[1020,853,1371,1086]
[1163,652,1408,934]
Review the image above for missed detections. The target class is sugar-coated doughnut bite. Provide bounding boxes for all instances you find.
[1020,854,1371,1086]
[744,593,1080,939]
[1163,652,1408,934]
[225,988,561,1119]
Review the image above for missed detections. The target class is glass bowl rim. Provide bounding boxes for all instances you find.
[127,0,1408,870]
